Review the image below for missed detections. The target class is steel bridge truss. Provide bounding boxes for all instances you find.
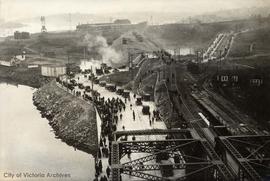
[113,129,192,141]
[217,135,270,181]
[111,130,236,181]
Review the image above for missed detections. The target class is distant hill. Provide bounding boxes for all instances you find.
[228,27,270,64]
[0,22,26,29]
[7,6,270,30]
[11,12,191,26]
[187,6,270,23]
[145,17,270,50]
[13,13,110,27]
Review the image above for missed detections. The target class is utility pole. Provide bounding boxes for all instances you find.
[196,51,199,63]
[219,49,222,68]
[179,48,181,62]
[68,13,72,31]
[129,52,134,80]
[67,53,70,75]
[91,66,93,90]
[83,47,86,59]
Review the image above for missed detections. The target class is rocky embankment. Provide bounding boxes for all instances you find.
[154,80,174,128]
[33,81,98,155]
[133,58,174,127]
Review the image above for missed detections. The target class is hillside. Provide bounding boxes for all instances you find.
[229,27,270,57]
[110,31,161,66]
[145,18,270,50]
[228,26,270,67]
[189,6,270,23]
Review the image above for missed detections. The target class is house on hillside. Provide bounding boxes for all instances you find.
[0,52,26,66]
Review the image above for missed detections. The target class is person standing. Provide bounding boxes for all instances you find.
[95,163,100,176]
[133,110,135,121]
[106,166,111,178]
[120,113,123,120]
[99,160,103,173]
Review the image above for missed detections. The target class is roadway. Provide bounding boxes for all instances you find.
[60,60,193,180]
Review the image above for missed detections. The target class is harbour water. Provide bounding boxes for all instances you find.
[0,83,95,181]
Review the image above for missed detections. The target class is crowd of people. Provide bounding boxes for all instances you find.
[56,72,162,181]
[92,92,128,180]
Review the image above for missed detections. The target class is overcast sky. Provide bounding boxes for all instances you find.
[1,0,269,21]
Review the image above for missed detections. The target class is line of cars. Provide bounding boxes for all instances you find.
[93,78,153,115]
[58,66,153,115]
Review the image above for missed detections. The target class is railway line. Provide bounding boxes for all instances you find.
[164,60,237,180]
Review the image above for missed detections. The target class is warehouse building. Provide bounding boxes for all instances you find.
[41,64,66,77]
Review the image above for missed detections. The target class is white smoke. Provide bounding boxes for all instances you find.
[83,34,122,66]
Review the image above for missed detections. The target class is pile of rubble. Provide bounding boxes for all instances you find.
[33,81,98,156]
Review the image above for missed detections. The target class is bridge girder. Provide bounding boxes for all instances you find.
[111,130,236,181]
[216,135,270,181]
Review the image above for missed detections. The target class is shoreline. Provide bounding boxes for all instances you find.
[0,65,99,156]
[32,81,98,156]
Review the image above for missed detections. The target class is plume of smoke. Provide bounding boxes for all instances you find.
[83,34,122,66]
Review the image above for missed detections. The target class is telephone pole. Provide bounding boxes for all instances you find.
[68,13,72,31]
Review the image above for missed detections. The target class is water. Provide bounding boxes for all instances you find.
[0,23,71,37]
[0,83,95,181]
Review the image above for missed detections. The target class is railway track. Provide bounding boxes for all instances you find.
[165,61,236,180]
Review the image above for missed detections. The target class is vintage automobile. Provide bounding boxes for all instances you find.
[142,105,150,115]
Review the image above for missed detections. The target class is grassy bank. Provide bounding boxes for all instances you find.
[0,65,50,88]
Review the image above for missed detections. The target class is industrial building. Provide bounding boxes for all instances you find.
[14,31,30,39]
[41,64,66,77]
[76,19,147,33]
